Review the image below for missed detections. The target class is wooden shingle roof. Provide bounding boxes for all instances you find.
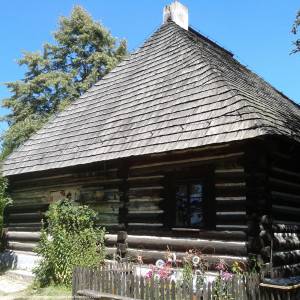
[3,21,300,176]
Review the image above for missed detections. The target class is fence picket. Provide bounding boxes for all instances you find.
[171,280,176,300]
[126,269,130,297]
[207,281,212,300]
[202,280,207,300]
[234,275,238,299]
[150,276,155,300]
[130,272,134,297]
[134,275,139,298]
[165,279,170,300]
[160,279,165,300]
[72,263,287,300]
[140,276,145,299]
[123,266,127,297]
[155,278,159,300]
[145,278,149,300]
[242,276,247,300]
[109,263,113,294]
[195,279,202,300]
[118,268,122,296]
[189,279,193,300]
[175,283,185,300]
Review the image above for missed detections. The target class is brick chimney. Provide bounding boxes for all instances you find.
[163,1,189,30]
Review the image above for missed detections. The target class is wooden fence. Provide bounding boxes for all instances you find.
[72,263,267,300]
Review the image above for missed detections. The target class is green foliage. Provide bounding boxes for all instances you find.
[182,260,193,283]
[0,177,12,245]
[247,255,263,275]
[34,199,105,287]
[213,275,234,300]
[1,6,127,158]
[292,10,300,53]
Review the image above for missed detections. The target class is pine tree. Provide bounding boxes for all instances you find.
[1,6,127,158]
[292,10,300,53]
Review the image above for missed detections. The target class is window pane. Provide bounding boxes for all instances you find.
[190,184,204,227]
[175,184,189,226]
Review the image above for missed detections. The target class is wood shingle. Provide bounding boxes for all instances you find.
[3,21,300,176]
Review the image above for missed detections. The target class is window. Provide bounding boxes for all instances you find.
[175,182,204,228]
[165,167,214,230]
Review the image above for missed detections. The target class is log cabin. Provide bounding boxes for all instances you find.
[2,1,300,277]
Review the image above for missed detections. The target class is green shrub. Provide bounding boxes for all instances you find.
[0,177,12,247]
[34,199,105,286]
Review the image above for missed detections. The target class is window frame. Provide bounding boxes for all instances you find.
[174,179,205,228]
[165,166,215,230]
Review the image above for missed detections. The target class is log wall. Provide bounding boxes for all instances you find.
[4,139,284,269]
[268,139,300,277]
[5,165,124,252]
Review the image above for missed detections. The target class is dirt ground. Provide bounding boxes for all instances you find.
[0,274,71,300]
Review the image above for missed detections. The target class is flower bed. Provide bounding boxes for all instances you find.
[131,249,262,299]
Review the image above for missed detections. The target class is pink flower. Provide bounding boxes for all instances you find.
[215,260,226,271]
[221,271,233,281]
[158,266,171,279]
[145,270,153,279]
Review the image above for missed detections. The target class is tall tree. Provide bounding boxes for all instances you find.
[292,10,300,53]
[1,6,127,158]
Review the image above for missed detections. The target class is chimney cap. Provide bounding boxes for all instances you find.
[163,1,189,30]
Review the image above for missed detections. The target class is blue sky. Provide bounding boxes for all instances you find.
[0,1,299,135]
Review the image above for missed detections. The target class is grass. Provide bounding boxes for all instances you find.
[0,284,72,300]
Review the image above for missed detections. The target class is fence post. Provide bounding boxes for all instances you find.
[117,231,128,259]
[71,267,77,299]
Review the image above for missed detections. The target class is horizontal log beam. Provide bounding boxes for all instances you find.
[272,167,300,179]
[216,211,246,217]
[272,205,300,216]
[128,175,164,181]
[126,235,247,256]
[106,247,117,256]
[129,186,163,192]
[9,212,44,221]
[11,176,121,193]
[123,229,247,241]
[11,168,118,185]
[173,229,247,241]
[215,183,246,188]
[6,226,42,232]
[6,231,40,242]
[273,250,300,267]
[8,222,42,228]
[6,203,49,213]
[126,248,247,268]
[216,196,246,202]
[128,223,164,228]
[105,234,118,247]
[216,224,248,231]
[215,168,244,174]
[273,233,300,251]
[7,241,37,252]
[270,178,300,190]
[130,152,244,170]
[273,221,300,227]
[272,263,300,278]
[272,224,300,233]
[128,198,163,203]
[216,211,246,224]
[271,191,300,203]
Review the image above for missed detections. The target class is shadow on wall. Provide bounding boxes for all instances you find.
[0,250,18,271]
